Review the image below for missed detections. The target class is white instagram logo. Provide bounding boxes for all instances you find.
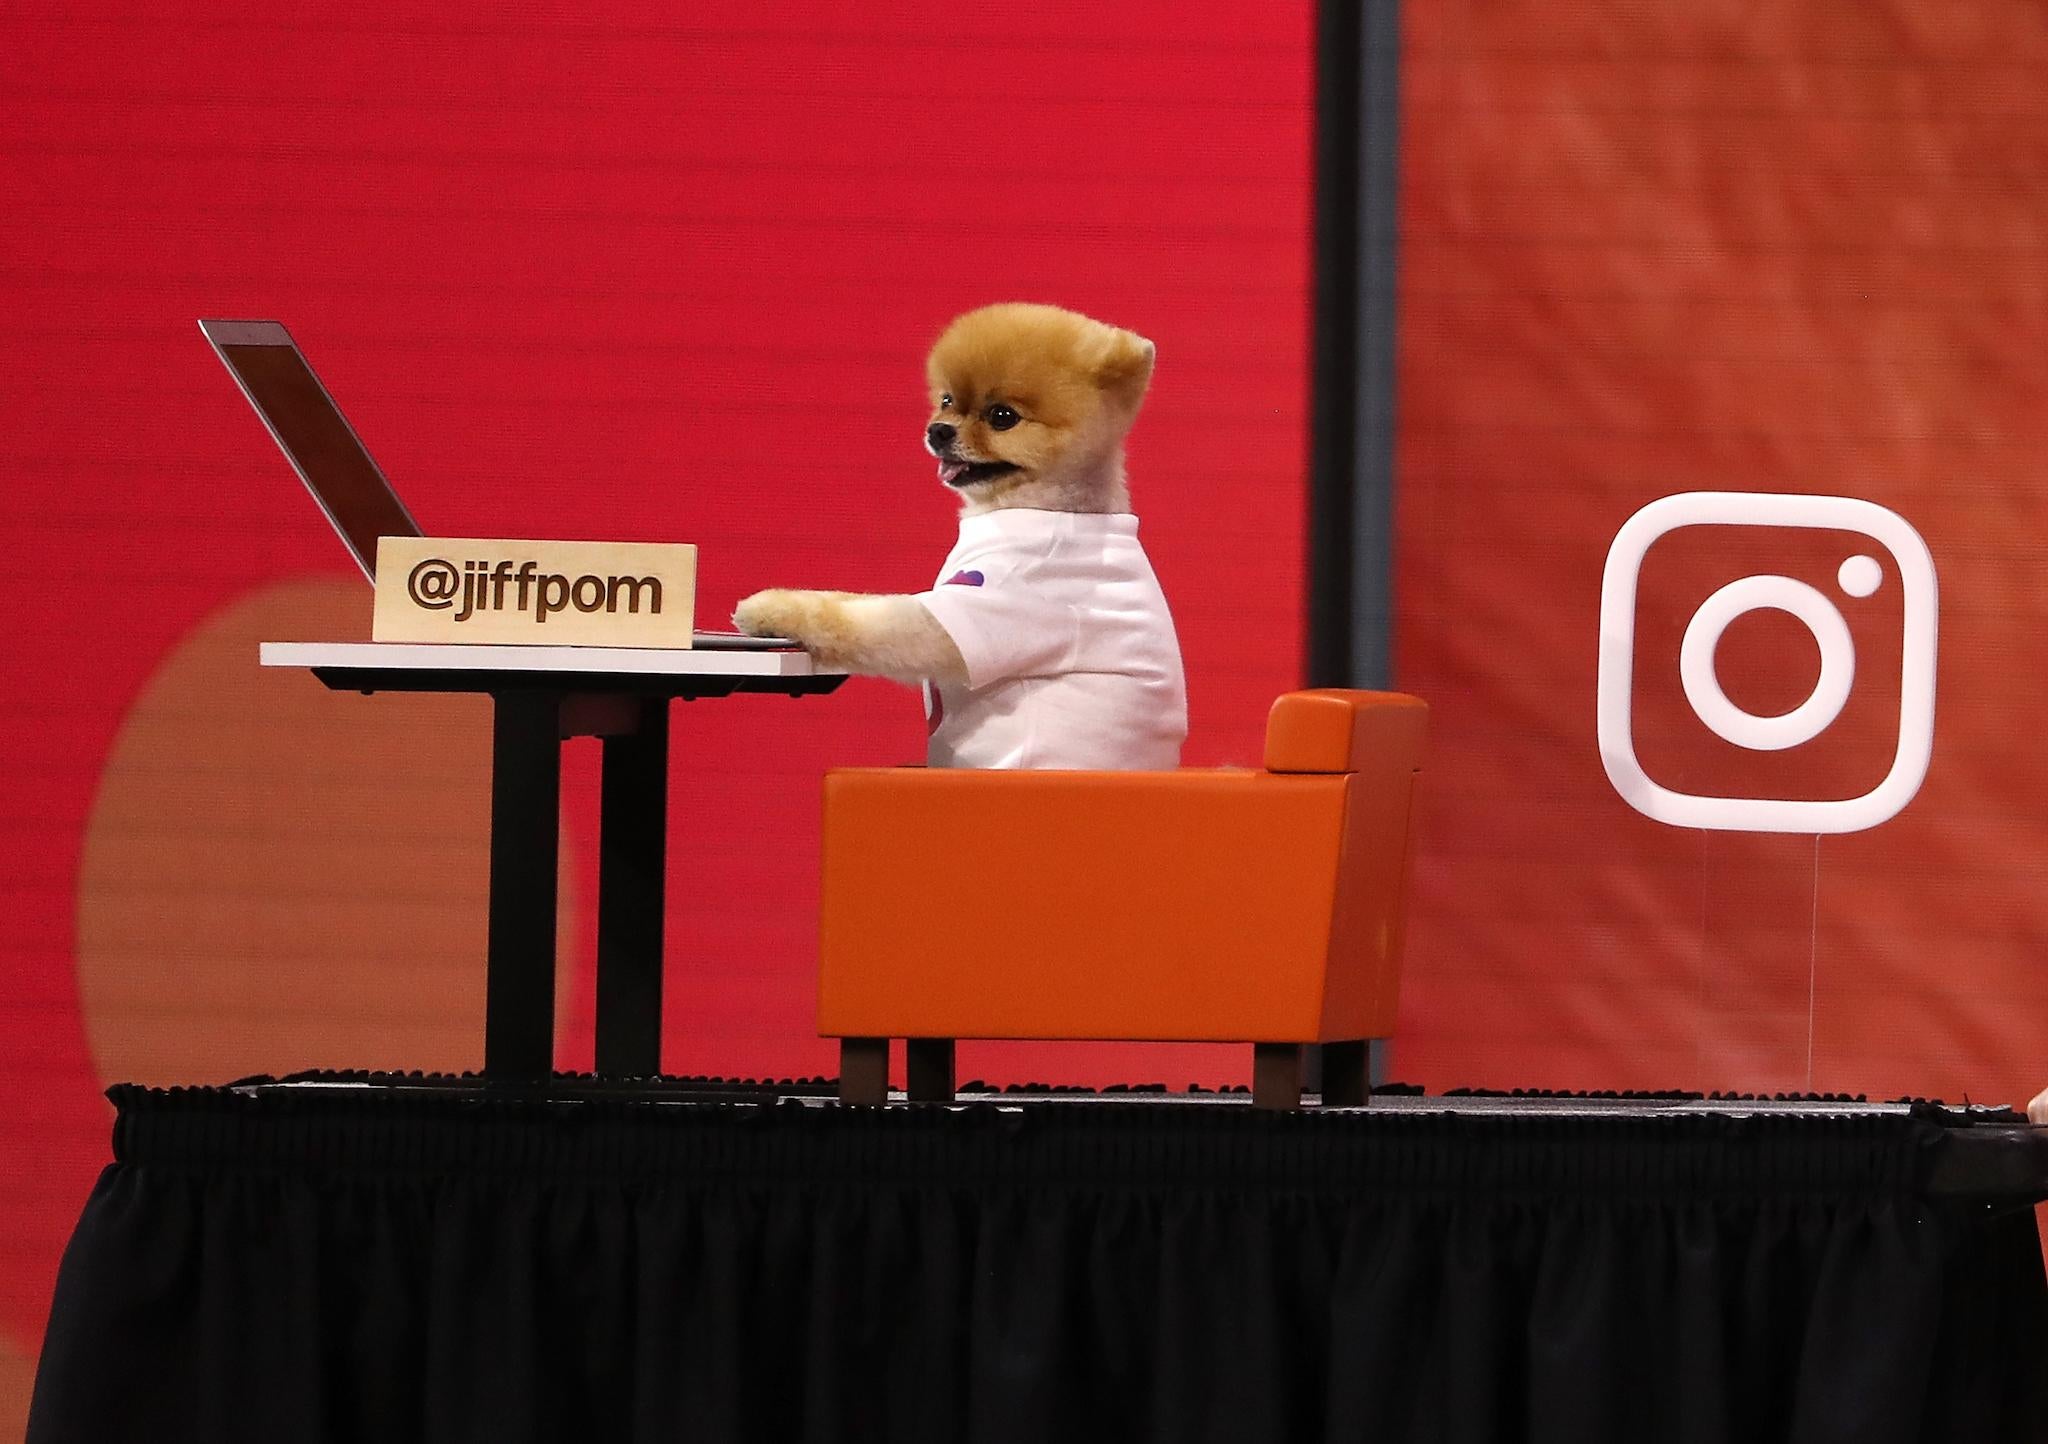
[1597,491,1938,834]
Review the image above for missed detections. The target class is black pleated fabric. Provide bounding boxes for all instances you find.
[26,1086,2048,1444]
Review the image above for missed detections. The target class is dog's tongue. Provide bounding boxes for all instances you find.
[937,459,967,485]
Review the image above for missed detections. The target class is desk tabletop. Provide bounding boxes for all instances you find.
[261,640,847,698]
[262,640,838,678]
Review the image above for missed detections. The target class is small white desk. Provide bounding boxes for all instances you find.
[260,641,845,1079]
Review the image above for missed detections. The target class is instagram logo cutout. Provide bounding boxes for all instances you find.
[1597,492,1938,834]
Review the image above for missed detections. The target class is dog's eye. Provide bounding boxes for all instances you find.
[985,404,1020,431]
[939,393,953,411]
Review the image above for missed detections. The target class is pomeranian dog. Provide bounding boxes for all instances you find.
[733,302,1187,769]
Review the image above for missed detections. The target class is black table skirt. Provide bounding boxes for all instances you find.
[27,1083,2048,1444]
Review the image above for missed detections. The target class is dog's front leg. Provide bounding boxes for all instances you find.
[734,589,966,686]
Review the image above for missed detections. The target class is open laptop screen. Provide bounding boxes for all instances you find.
[199,319,421,580]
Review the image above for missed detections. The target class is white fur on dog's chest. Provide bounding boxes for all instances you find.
[913,509,1187,771]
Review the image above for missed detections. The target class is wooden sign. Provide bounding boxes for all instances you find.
[371,537,698,647]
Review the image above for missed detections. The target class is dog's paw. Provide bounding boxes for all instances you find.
[734,589,814,640]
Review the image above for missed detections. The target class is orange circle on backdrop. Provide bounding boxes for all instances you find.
[0,1331,33,1441]
[75,576,581,1085]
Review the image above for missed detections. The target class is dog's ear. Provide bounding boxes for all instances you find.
[1094,328,1156,408]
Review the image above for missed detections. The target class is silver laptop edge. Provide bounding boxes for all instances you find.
[198,318,422,583]
[199,317,792,649]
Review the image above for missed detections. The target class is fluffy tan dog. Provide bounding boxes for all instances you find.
[735,303,1153,681]
[735,302,1186,768]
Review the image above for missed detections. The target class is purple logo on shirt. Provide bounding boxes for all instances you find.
[944,569,984,587]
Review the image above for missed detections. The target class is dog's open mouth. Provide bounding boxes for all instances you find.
[936,458,1023,488]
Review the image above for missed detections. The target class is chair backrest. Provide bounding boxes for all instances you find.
[1264,690,1430,1039]
[1266,688,1430,775]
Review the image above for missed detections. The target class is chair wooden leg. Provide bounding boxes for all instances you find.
[839,1037,889,1105]
[1252,1043,1303,1110]
[905,1038,956,1103]
[1322,1039,1370,1107]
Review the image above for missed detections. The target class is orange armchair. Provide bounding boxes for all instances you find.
[817,689,1428,1107]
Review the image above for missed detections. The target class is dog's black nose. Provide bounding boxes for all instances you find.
[926,422,956,451]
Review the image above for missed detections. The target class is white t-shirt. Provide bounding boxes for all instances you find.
[913,509,1188,770]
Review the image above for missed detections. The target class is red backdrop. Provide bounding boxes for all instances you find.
[0,1,1313,1420]
[1394,0,2048,1107]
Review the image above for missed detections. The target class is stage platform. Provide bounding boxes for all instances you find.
[27,1077,2048,1444]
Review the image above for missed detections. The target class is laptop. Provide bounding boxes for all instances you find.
[198,318,792,648]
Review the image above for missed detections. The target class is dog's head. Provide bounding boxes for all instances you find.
[923,303,1154,510]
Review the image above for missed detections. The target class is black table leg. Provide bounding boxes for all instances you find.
[595,697,669,1075]
[485,690,562,1078]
